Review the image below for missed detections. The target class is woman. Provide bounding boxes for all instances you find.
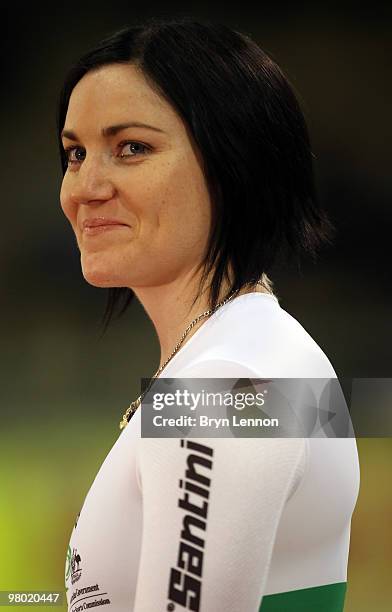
[58,18,360,611]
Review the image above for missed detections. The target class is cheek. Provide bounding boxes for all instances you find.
[144,157,211,232]
[167,171,211,243]
[147,176,211,264]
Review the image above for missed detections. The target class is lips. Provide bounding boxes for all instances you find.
[82,217,128,230]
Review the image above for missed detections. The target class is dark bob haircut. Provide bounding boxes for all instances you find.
[57,16,334,334]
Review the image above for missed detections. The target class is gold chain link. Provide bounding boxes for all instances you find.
[119,281,264,430]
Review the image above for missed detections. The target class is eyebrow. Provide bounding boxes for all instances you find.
[61,121,166,141]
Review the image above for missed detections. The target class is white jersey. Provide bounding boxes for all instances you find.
[65,293,360,611]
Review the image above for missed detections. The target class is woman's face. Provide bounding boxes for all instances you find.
[60,63,212,289]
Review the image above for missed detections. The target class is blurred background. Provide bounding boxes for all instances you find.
[1,2,391,610]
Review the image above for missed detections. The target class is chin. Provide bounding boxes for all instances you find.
[80,248,114,283]
[83,275,117,288]
[81,263,125,289]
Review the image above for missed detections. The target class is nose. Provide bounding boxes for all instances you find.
[68,155,115,205]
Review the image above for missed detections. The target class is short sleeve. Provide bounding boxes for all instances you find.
[133,359,307,611]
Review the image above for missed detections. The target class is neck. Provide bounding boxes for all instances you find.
[132,268,271,370]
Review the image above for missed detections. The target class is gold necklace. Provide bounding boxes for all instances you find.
[119,281,265,430]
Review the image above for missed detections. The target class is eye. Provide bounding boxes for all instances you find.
[62,141,150,167]
[118,141,150,158]
[64,146,86,165]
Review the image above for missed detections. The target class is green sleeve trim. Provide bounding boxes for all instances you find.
[260,581,347,612]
